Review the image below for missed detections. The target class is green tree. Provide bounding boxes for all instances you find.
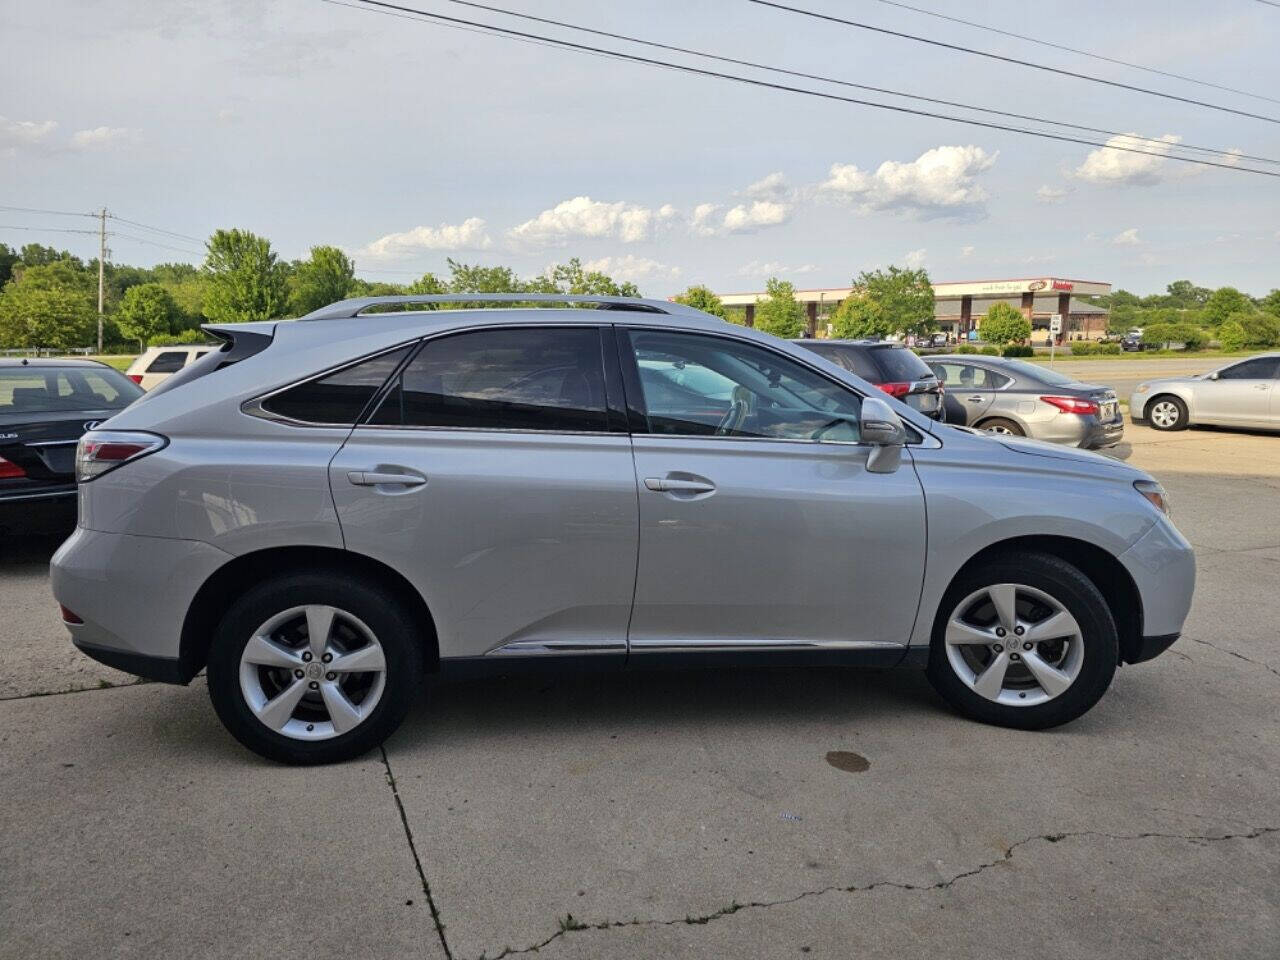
[754,277,805,338]
[202,229,288,323]
[289,245,355,315]
[0,260,96,349]
[116,283,179,349]
[837,265,935,338]
[978,302,1031,345]
[830,295,891,340]
[547,257,640,297]
[1165,280,1211,308]
[1261,289,1280,318]
[1217,318,1247,351]
[19,243,80,269]
[673,284,726,319]
[1238,312,1280,348]
[446,258,525,294]
[0,243,17,287]
[1202,287,1253,328]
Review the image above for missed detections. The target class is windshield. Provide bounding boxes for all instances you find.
[1001,359,1078,386]
[0,366,143,415]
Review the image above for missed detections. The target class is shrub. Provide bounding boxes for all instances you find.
[1070,341,1097,356]
[1217,319,1247,351]
[979,345,1000,355]
[1001,344,1034,358]
[978,302,1032,345]
[1239,312,1280,348]
[1096,342,1121,355]
[955,344,977,354]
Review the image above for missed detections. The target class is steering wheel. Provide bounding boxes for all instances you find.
[715,386,755,436]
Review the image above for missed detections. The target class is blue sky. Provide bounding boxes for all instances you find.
[4,0,1279,297]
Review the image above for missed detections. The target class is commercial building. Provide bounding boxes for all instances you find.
[707,277,1112,340]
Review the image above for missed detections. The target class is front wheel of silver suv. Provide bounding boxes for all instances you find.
[925,553,1118,730]
[207,573,424,764]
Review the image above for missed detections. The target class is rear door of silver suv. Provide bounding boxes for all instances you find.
[328,322,639,663]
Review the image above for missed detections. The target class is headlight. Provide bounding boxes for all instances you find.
[1134,479,1169,516]
[1134,383,1149,393]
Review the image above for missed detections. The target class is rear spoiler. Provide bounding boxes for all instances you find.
[137,323,275,402]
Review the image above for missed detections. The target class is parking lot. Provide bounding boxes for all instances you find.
[2,421,1278,959]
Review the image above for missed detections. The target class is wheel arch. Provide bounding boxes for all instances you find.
[938,535,1144,665]
[178,546,440,681]
[1143,388,1193,423]
[973,413,1028,435]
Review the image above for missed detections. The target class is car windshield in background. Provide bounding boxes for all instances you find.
[874,347,935,382]
[1001,360,1078,386]
[0,366,143,415]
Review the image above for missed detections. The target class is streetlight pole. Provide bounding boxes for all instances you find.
[97,207,107,354]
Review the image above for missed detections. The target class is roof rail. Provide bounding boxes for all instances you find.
[298,293,703,322]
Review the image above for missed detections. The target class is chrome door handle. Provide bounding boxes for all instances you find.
[347,470,427,487]
[644,477,716,493]
[966,395,985,402]
[1254,384,1271,390]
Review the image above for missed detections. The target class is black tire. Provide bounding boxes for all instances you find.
[925,552,1118,730]
[978,417,1025,437]
[207,572,424,764]
[1146,394,1188,431]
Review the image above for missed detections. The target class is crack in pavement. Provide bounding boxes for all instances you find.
[1186,636,1280,679]
[478,826,1279,959]
[0,678,152,702]
[380,746,454,960]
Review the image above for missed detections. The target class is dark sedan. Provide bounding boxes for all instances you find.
[925,355,1123,448]
[0,358,143,530]
[793,339,946,420]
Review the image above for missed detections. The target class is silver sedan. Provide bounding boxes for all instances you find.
[927,356,1124,448]
[1130,353,1280,431]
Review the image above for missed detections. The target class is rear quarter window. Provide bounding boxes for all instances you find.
[260,346,414,424]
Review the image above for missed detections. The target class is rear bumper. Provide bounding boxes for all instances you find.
[72,638,187,683]
[1080,418,1125,449]
[51,527,233,679]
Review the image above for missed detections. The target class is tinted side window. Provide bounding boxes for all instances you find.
[1218,358,1280,380]
[628,331,861,441]
[929,363,1008,389]
[146,351,188,374]
[872,347,934,383]
[369,327,608,432]
[802,344,880,380]
[263,346,412,424]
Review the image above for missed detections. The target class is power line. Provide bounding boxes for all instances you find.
[413,0,1277,167]
[106,214,205,245]
[107,231,206,257]
[0,224,101,236]
[748,0,1280,125]
[0,204,97,219]
[865,0,1280,106]
[329,0,1280,178]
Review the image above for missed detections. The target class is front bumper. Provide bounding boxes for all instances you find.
[51,527,233,681]
[1118,516,1196,643]
[1126,633,1181,665]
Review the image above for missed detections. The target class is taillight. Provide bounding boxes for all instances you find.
[59,605,84,625]
[877,381,912,398]
[127,374,143,385]
[76,430,167,482]
[0,455,25,479]
[1040,395,1099,416]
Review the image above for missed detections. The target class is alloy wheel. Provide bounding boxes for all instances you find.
[238,604,387,741]
[943,583,1085,706]
[1150,400,1181,429]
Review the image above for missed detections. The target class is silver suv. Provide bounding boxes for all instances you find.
[51,295,1195,764]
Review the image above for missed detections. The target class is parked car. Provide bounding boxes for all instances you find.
[792,339,945,420]
[929,332,949,348]
[1130,353,1280,432]
[52,294,1193,764]
[925,355,1123,448]
[0,358,143,530]
[1121,332,1144,352]
[125,345,214,389]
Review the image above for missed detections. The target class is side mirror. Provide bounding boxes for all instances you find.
[1207,372,1219,380]
[860,397,906,474]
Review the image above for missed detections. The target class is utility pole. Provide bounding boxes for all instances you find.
[97,207,107,354]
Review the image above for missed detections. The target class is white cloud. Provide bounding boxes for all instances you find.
[358,217,493,260]
[580,255,681,284]
[690,202,720,237]
[960,245,975,258]
[1072,133,1182,186]
[508,196,675,248]
[744,171,790,200]
[819,145,997,220]
[737,260,818,278]
[904,248,928,269]
[1111,228,1142,246]
[69,126,133,150]
[0,116,58,156]
[1036,185,1068,204]
[722,200,790,233]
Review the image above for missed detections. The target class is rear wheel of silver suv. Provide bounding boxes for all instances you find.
[925,553,1117,729]
[207,573,423,764]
